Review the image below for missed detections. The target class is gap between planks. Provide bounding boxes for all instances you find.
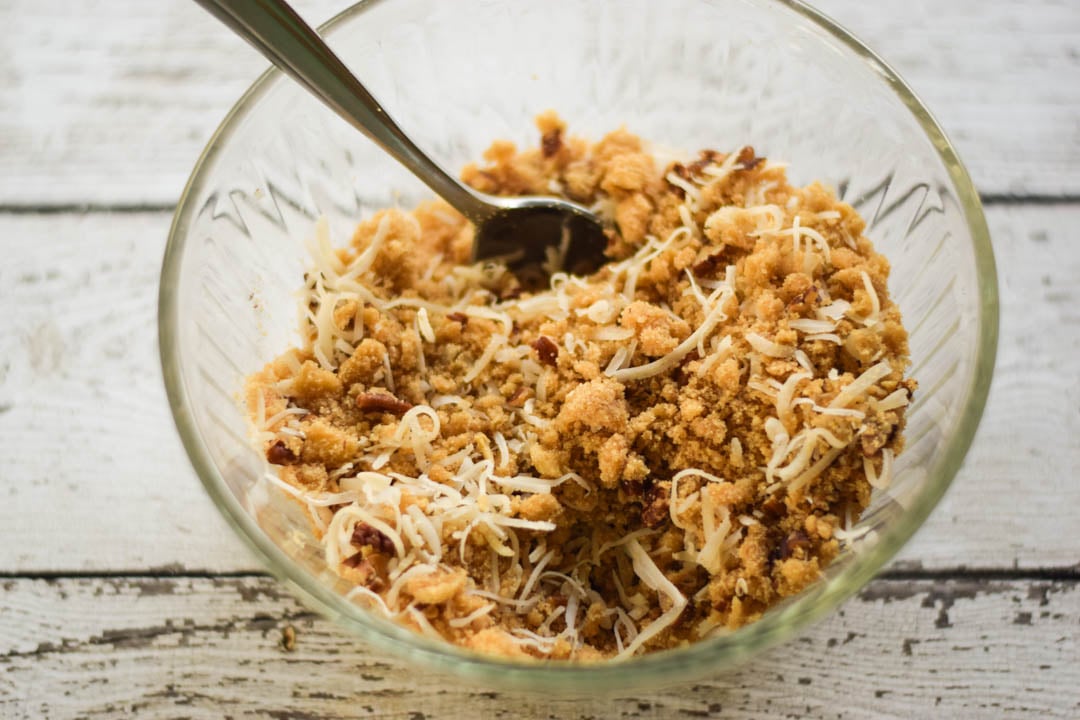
[1,194,1079,216]
[1,567,1077,581]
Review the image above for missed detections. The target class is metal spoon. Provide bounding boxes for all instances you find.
[194,0,609,280]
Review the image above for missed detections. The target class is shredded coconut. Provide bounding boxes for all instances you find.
[244,116,914,661]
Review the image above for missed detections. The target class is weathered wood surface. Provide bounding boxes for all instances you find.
[3,206,1077,574]
[814,0,1080,198]
[2,0,1078,716]
[0,575,1076,719]
[0,0,1077,206]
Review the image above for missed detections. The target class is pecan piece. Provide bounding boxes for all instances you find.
[787,284,822,312]
[665,163,690,199]
[266,441,298,466]
[356,392,413,416]
[498,283,523,301]
[780,530,811,559]
[736,146,764,170]
[687,149,722,177]
[351,523,396,555]
[541,128,562,158]
[641,482,671,529]
[760,494,786,520]
[692,251,727,278]
[507,386,529,407]
[531,335,559,367]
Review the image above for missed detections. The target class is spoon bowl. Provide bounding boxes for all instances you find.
[473,197,609,283]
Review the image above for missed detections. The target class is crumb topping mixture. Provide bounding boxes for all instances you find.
[246,113,914,660]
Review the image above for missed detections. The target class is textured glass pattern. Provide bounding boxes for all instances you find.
[160,0,996,692]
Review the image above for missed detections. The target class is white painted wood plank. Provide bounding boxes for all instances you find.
[893,201,1080,571]
[0,576,1076,718]
[0,0,1077,205]
[0,0,351,208]
[814,0,1080,198]
[0,205,1077,572]
[0,212,253,573]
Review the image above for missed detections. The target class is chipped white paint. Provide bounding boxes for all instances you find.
[1,0,1078,717]
[0,577,1077,718]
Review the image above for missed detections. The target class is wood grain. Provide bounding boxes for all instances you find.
[0,575,1076,719]
[0,0,1077,206]
[2,2,1077,715]
[1,205,1078,574]
[813,0,1080,199]
[0,212,251,573]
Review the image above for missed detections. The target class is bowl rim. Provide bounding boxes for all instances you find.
[158,0,998,692]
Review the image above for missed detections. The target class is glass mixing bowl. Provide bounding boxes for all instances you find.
[159,0,997,694]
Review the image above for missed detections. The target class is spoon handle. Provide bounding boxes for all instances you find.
[194,0,492,221]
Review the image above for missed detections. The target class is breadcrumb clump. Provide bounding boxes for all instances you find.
[245,114,914,660]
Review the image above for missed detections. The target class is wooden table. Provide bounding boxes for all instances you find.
[2,1,1077,717]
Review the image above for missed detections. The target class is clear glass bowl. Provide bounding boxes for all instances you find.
[159,0,997,694]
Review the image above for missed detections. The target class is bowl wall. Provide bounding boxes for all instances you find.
[160,0,996,693]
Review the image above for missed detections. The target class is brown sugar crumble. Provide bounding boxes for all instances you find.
[245,112,915,660]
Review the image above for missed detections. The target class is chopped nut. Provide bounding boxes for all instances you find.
[541,128,562,158]
[641,482,670,528]
[736,146,764,169]
[665,163,690,199]
[781,530,811,560]
[760,494,786,520]
[356,393,414,416]
[531,335,559,367]
[687,149,722,177]
[498,284,523,301]
[507,386,529,407]
[351,523,396,555]
[692,251,727,278]
[266,441,298,466]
